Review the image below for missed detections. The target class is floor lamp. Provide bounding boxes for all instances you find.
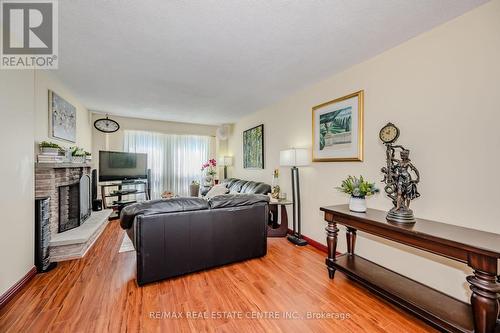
[280,148,309,246]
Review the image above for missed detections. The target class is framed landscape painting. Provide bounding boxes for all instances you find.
[312,90,364,162]
[243,124,264,169]
[49,90,76,143]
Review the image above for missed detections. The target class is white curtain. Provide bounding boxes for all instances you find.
[124,130,213,198]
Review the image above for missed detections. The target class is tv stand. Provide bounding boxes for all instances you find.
[100,173,151,219]
[121,179,141,184]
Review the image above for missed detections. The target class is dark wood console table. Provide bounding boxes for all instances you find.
[320,205,500,333]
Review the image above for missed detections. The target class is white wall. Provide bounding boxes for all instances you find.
[227,0,500,302]
[0,70,35,295]
[0,69,92,295]
[35,71,93,152]
[92,113,219,169]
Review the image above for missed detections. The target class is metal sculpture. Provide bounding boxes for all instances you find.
[380,123,420,223]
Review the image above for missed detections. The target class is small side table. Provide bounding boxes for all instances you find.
[267,200,293,237]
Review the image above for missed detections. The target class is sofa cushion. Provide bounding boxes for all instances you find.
[240,181,271,195]
[205,184,229,199]
[222,178,239,188]
[221,178,271,195]
[209,193,270,209]
[228,179,247,193]
[120,197,209,229]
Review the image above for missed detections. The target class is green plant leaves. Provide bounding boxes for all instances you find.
[39,141,62,149]
[336,175,379,198]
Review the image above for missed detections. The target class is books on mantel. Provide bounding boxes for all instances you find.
[37,154,66,163]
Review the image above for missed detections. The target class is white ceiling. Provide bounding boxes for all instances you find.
[54,0,488,125]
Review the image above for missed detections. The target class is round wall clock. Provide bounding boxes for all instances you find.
[379,122,400,144]
[94,116,120,133]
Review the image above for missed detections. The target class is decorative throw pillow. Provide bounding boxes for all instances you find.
[205,184,229,199]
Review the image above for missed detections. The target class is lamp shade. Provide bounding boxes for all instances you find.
[279,148,309,167]
[219,156,233,166]
[224,156,233,166]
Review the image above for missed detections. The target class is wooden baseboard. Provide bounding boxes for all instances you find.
[287,229,328,253]
[303,234,329,253]
[0,266,37,310]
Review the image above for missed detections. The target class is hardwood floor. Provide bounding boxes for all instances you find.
[0,220,436,332]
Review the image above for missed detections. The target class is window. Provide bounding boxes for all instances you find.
[124,130,214,198]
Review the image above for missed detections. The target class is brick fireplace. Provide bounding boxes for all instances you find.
[35,163,112,262]
[35,164,91,236]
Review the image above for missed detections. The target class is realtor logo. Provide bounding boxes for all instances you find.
[1,0,58,69]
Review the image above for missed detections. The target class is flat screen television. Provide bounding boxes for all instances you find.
[99,151,148,181]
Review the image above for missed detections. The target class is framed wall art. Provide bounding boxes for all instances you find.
[243,124,264,169]
[49,90,76,143]
[312,90,364,162]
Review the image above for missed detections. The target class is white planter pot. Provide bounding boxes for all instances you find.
[41,147,60,155]
[72,156,85,164]
[349,196,367,213]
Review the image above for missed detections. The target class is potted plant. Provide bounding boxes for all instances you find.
[84,151,92,162]
[70,146,86,163]
[190,180,200,197]
[201,159,217,187]
[337,175,379,213]
[39,141,62,155]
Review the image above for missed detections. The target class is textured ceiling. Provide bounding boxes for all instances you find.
[54,0,488,125]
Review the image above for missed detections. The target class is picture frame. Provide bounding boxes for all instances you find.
[243,124,264,169]
[312,90,364,162]
[49,90,76,143]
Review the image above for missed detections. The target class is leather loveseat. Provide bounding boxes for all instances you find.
[120,194,269,285]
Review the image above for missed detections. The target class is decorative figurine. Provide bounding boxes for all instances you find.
[271,169,281,199]
[379,123,420,223]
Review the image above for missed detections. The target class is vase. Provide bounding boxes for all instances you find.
[349,196,367,213]
[189,184,200,197]
[204,175,214,187]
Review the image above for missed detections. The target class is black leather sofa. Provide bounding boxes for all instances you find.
[120,193,270,285]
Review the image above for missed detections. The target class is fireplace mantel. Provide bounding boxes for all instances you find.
[35,162,91,169]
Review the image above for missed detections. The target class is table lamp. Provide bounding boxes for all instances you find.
[219,156,233,180]
[280,148,309,246]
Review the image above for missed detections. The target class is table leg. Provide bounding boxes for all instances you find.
[325,221,339,279]
[346,227,357,255]
[280,205,288,229]
[269,204,278,228]
[466,254,500,333]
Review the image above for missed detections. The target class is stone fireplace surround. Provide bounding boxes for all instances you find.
[35,163,112,261]
[35,164,91,235]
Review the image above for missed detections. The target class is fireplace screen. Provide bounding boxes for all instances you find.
[80,175,91,222]
[58,175,92,233]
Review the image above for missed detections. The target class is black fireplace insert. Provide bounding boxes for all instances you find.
[58,175,91,233]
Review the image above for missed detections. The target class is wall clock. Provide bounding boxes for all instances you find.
[94,116,120,133]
